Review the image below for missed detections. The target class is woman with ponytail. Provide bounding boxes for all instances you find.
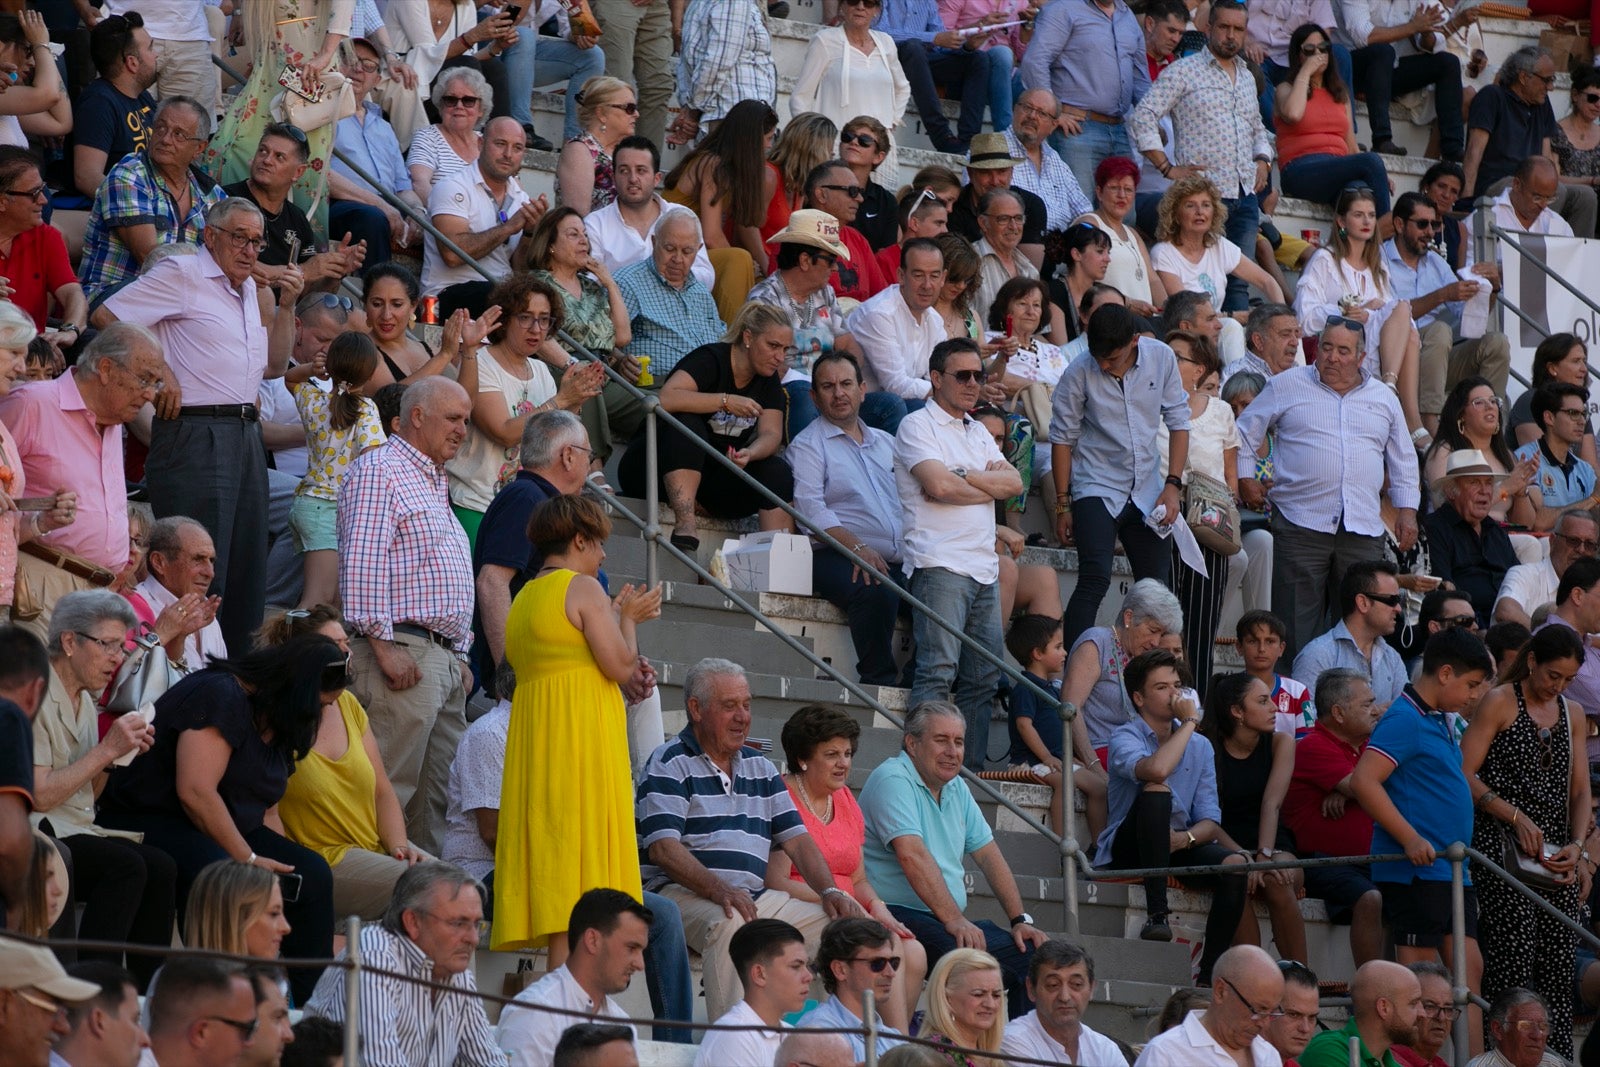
[286,330,384,608]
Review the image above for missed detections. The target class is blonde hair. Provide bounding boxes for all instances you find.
[723,301,794,347]
[770,113,839,203]
[1155,176,1228,247]
[185,860,278,956]
[924,949,1006,1062]
[14,831,63,937]
[575,75,631,131]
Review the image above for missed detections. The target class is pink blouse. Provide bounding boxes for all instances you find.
[784,779,867,899]
[0,419,21,608]
[937,0,1031,57]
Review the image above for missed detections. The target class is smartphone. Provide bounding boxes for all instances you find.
[505,4,522,20]
[278,872,303,904]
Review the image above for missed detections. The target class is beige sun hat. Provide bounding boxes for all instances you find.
[769,209,851,261]
[1429,448,1510,496]
[966,132,1023,170]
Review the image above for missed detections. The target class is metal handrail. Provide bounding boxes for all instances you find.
[1488,223,1600,385]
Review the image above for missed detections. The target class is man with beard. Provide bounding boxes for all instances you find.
[1299,961,1425,1067]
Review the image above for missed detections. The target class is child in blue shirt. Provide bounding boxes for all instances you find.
[1005,613,1100,836]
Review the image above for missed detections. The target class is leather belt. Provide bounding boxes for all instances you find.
[1063,107,1122,126]
[392,622,453,648]
[178,404,259,421]
[18,541,117,587]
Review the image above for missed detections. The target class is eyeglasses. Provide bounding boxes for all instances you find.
[206,1015,260,1041]
[1513,1018,1553,1035]
[13,989,65,1016]
[604,101,641,115]
[1219,977,1283,1022]
[985,213,1025,225]
[150,122,204,144]
[1560,406,1589,418]
[74,632,127,654]
[1364,593,1404,608]
[820,183,864,199]
[842,132,879,149]
[1,185,46,202]
[1421,1000,1463,1020]
[1466,395,1502,409]
[440,94,481,109]
[1521,186,1557,204]
[513,313,554,330]
[848,955,901,973]
[418,910,491,937]
[565,443,597,459]
[1556,531,1600,553]
[940,368,983,384]
[1524,71,1557,86]
[1016,101,1059,121]
[112,361,165,394]
[212,226,267,253]
[349,57,382,73]
[1300,43,1331,54]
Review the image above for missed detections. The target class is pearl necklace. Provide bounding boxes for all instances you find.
[790,773,834,824]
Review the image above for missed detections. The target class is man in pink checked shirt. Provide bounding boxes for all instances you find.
[337,376,475,856]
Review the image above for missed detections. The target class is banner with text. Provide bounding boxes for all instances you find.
[1502,231,1600,385]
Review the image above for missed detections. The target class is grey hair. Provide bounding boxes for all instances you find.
[977,186,1023,216]
[0,300,36,352]
[494,659,517,699]
[153,95,211,142]
[140,242,199,275]
[774,1032,854,1067]
[431,66,493,130]
[75,321,161,379]
[1121,578,1184,634]
[1320,316,1365,352]
[147,516,207,564]
[1245,302,1295,349]
[655,207,703,243]
[47,589,137,655]
[684,657,745,709]
[401,376,468,424]
[1557,508,1598,535]
[904,699,964,739]
[1313,667,1368,721]
[1409,959,1452,984]
[1486,986,1546,1029]
[205,196,263,232]
[519,409,587,470]
[382,861,483,934]
[1220,370,1265,405]
[1496,46,1549,90]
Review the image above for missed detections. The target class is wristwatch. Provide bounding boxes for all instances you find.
[1010,912,1034,927]
[951,466,969,479]
[1164,474,1183,488]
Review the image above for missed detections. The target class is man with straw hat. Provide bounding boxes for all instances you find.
[949,133,1048,270]
[1424,449,1518,629]
[0,938,100,1067]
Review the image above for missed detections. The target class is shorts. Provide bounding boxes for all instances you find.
[289,494,338,553]
[1379,879,1479,948]
[1303,860,1376,925]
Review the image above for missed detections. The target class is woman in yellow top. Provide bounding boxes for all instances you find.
[266,605,428,920]
[494,494,661,962]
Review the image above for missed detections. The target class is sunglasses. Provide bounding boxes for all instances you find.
[1300,43,1331,54]
[1584,91,1600,105]
[605,101,640,115]
[1364,593,1404,608]
[843,0,884,7]
[1437,614,1477,629]
[320,652,354,691]
[302,293,355,313]
[1324,314,1363,331]
[267,121,308,144]
[848,955,902,972]
[440,94,481,109]
[940,368,983,383]
[842,131,879,149]
[820,183,864,199]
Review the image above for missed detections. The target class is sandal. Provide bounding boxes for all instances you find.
[669,533,700,552]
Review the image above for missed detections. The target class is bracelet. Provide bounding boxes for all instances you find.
[1475,788,1498,810]
[245,852,256,867]
[1157,161,1172,177]
[1411,426,1431,443]
[822,887,849,900]
[1164,474,1183,489]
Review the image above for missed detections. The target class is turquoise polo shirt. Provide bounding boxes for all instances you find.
[859,751,993,913]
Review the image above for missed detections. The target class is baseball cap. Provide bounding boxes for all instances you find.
[0,938,101,1002]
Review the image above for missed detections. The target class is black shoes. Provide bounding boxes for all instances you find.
[1141,914,1173,941]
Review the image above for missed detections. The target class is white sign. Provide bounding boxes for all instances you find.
[1500,231,1600,384]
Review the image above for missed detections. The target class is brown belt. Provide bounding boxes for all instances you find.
[18,541,117,587]
[1063,107,1123,126]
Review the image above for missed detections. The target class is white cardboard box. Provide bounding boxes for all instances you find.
[720,532,813,596]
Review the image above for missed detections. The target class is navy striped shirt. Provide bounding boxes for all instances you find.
[637,726,806,895]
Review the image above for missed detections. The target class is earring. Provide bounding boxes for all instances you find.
[599,121,607,134]
[1457,419,1466,437]
[799,763,807,773]
[1337,226,1347,238]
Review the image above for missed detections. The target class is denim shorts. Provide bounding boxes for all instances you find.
[289,494,338,553]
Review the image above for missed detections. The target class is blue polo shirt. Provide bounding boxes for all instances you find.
[1007,670,1065,766]
[1516,438,1597,509]
[1366,685,1474,885]
[860,751,993,913]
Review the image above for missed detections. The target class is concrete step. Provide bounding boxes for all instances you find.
[637,618,821,679]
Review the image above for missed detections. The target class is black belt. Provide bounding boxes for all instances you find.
[178,404,259,421]
[392,623,452,648]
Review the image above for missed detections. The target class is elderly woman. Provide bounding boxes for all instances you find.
[31,590,174,987]
[96,633,348,1003]
[446,272,604,543]
[765,705,927,1031]
[407,66,491,203]
[379,1,516,150]
[1464,626,1590,1059]
[920,949,1008,1067]
[185,858,293,965]
[555,76,637,215]
[618,301,796,551]
[265,606,429,922]
[1083,157,1164,320]
[1061,578,1184,840]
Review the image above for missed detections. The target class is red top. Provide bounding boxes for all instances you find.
[828,225,888,303]
[1148,51,1175,82]
[1392,1046,1447,1067]
[784,778,866,899]
[876,243,902,285]
[0,224,76,330]
[1276,86,1352,170]
[1282,721,1374,858]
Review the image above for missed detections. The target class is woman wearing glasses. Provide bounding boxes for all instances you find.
[407,67,491,203]
[1462,624,1590,1058]
[555,76,637,216]
[1272,23,1391,218]
[1554,67,1600,192]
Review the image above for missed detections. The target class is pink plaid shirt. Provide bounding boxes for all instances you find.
[336,435,473,651]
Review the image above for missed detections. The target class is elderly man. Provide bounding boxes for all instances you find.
[54,963,150,1067]
[1003,89,1093,233]
[72,11,158,199]
[1236,317,1421,664]
[307,862,507,1067]
[1300,961,1424,1067]
[338,378,475,854]
[949,134,1047,269]
[860,700,1049,1015]
[79,96,225,307]
[143,959,258,1067]
[1131,0,1274,313]
[1017,0,1150,196]
[845,237,946,405]
[586,138,714,291]
[1536,557,1600,763]
[0,148,86,347]
[877,0,1010,155]
[1266,960,1322,1066]
[1223,302,1300,383]
[1425,451,1519,628]
[94,197,301,655]
[1135,945,1285,1065]
[226,122,365,289]
[799,161,886,304]
[794,918,907,1060]
[972,188,1048,330]
[0,627,47,928]
[423,116,544,311]
[636,658,864,1023]
[1053,303,1188,646]
[328,37,427,265]
[135,517,225,674]
[1001,941,1125,1065]
[774,1032,855,1067]
[1292,560,1409,707]
[0,324,163,637]
[789,352,907,685]
[1469,156,1575,259]
[1284,668,1388,966]
[615,209,724,380]
[1384,191,1509,433]
[896,338,1022,766]
[1396,962,1457,1067]
[1468,989,1565,1067]
[0,940,99,1067]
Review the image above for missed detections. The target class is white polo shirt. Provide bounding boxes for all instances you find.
[1134,1011,1282,1067]
[693,1002,788,1067]
[894,399,1005,585]
[585,194,715,291]
[422,163,531,296]
[1001,1011,1126,1066]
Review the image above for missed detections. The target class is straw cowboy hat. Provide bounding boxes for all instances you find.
[769,209,851,261]
[965,132,1024,170]
[1429,448,1509,497]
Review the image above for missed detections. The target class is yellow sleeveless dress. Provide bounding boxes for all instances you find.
[490,569,642,950]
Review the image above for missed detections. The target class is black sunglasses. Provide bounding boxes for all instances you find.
[848,955,902,972]
[820,183,864,199]
[439,94,481,109]
[1324,314,1364,331]
[940,368,983,383]
[1364,593,1404,608]
[842,132,878,149]
[265,121,308,145]
[1584,91,1600,105]
[1300,43,1331,55]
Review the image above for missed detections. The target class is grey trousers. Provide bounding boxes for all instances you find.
[264,467,304,609]
[1270,512,1387,668]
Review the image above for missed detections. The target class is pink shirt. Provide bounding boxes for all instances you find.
[100,246,268,406]
[0,420,20,607]
[938,0,1030,57]
[784,779,866,898]
[0,372,128,571]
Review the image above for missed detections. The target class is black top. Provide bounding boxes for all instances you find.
[99,670,290,836]
[225,180,318,268]
[856,181,899,253]
[1215,732,1275,848]
[68,79,156,181]
[0,697,31,931]
[950,182,1047,248]
[673,342,786,447]
[473,468,555,691]
[1467,85,1557,197]
[1423,502,1519,627]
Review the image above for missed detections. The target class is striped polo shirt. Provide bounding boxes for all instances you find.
[637,726,807,895]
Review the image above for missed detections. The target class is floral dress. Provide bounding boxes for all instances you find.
[1554,122,1600,185]
[532,270,616,354]
[556,133,616,213]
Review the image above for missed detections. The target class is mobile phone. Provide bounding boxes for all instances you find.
[278,872,303,903]
[505,4,522,20]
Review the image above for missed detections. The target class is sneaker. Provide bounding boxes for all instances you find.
[1373,139,1408,156]
[768,1,790,16]
[1140,915,1173,941]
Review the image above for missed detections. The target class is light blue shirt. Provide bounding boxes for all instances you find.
[1003,129,1093,231]
[331,101,413,199]
[796,996,906,1060]
[1019,0,1150,117]
[860,751,993,913]
[1049,336,1190,516]
[1516,438,1597,508]
[1381,238,1460,334]
[788,416,904,563]
[1292,619,1409,710]
[874,0,947,45]
[1096,715,1220,866]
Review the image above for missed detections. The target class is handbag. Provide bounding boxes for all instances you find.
[106,627,178,714]
[1498,824,1566,892]
[1183,471,1242,556]
[270,68,356,133]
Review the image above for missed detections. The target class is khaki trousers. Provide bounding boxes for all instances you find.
[10,553,94,641]
[331,846,436,922]
[1417,320,1511,416]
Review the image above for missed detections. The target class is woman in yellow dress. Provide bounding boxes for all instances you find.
[492,493,662,962]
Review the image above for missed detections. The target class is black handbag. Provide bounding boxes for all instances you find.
[1498,824,1566,892]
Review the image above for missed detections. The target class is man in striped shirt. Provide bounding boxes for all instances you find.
[636,658,865,1023]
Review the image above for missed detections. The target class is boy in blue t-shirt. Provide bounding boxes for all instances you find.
[1005,614,1105,837]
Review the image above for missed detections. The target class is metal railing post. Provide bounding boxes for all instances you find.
[863,990,878,1067]
[1449,844,1469,1064]
[344,916,362,1067]
[1059,698,1080,936]
[644,404,660,587]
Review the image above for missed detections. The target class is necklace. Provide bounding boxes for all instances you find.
[790,773,834,823]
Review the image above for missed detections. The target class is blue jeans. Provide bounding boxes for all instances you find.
[887,906,1035,1019]
[909,566,1002,771]
[501,28,607,140]
[1220,192,1261,313]
[898,41,1012,148]
[785,382,909,437]
[1261,48,1354,131]
[1281,153,1391,215]
[1050,120,1132,209]
[1062,497,1172,649]
[641,890,694,1043]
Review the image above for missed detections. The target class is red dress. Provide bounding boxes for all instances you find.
[783,779,867,899]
